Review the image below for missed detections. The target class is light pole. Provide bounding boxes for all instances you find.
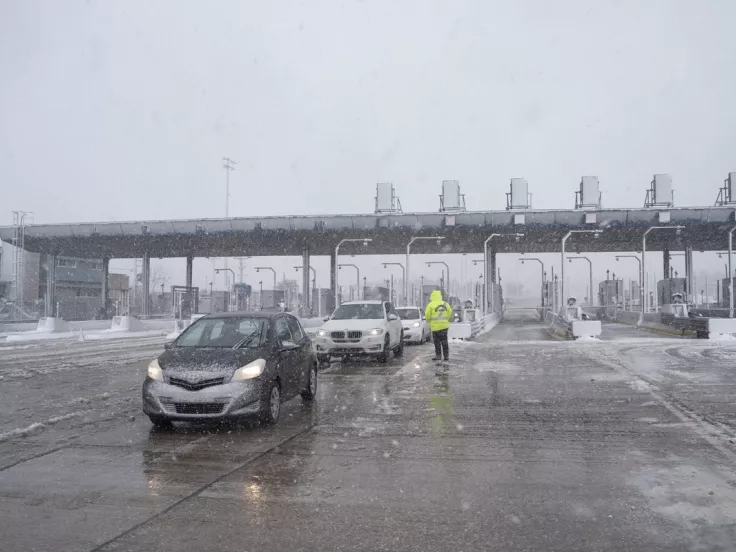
[258,281,263,309]
[294,266,317,306]
[338,264,360,300]
[561,230,601,312]
[334,238,372,308]
[470,258,485,308]
[426,262,450,297]
[519,258,545,307]
[383,262,405,305]
[254,267,277,290]
[567,256,593,306]
[484,233,524,315]
[406,237,445,309]
[729,226,736,317]
[615,255,642,311]
[642,226,684,312]
[216,268,238,312]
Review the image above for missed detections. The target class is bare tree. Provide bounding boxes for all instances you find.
[149,267,171,293]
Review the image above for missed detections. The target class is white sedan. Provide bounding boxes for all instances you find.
[396,306,430,344]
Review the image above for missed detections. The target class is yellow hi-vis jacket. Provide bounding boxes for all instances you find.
[424,290,453,332]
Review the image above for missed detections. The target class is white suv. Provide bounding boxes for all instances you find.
[313,300,404,365]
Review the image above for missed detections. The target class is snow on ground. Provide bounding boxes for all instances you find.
[0,411,87,443]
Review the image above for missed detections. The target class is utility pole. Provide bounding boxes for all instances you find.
[235,256,249,283]
[222,157,237,295]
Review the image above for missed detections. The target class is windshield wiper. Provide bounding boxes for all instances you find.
[232,333,260,349]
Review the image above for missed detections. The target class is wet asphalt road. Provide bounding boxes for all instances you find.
[2,315,736,551]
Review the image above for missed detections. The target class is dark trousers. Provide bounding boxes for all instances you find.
[432,328,449,359]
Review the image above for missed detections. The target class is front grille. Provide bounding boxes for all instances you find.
[173,403,225,415]
[331,330,362,343]
[168,376,225,391]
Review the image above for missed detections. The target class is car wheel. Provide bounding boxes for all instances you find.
[378,336,391,364]
[301,364,317,401]
[394,337,404,358]
[259,380,281,424]
[148,415,172,429]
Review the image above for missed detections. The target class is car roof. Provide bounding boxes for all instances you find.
[396,306,420,309]
[340,300,384,305]
[199,311,289,320]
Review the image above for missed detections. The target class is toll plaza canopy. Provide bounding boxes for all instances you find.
[1,206,734,258]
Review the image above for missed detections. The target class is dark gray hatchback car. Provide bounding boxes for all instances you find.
[142,312,317,426]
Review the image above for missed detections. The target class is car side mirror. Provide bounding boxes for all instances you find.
[164,341,174,350]
[323,316,330,322]
[280,340,299,351]
[388,314,398,321]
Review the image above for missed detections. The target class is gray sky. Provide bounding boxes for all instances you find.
[2,0,735,296]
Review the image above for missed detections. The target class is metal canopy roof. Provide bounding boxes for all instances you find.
[0,206,733,258]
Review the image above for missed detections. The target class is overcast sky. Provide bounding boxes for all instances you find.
[2,0,735,296]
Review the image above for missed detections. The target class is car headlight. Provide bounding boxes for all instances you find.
[147,359,164,381]
[366,328,385,336]
[412,321,420,328]
[316,329,328,337]
[232,359,266,381]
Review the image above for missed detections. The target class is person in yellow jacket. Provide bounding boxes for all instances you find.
[424,289,453,361]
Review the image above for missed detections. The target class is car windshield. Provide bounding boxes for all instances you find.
[331,304,384,320]
[175,317,267,348]
[396,308,420,320]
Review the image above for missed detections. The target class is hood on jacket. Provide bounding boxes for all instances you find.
[429,290,443,302]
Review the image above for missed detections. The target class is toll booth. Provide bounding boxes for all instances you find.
[233,283,251,311]
[599,279,624,306]
[661,292,688,318]
[364,285,389,301]
[171,286,199,318]
[657,278,687,309]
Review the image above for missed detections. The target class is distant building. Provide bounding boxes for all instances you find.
[0,243,129,320]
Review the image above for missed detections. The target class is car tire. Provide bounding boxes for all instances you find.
[148,415,172,429]
[395,337,404,358]
[425,330,431,343]
[259,380,281,425]
[377,336,391,364]
[301,364,317,402]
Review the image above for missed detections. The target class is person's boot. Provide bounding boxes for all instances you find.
[432,355,442,361]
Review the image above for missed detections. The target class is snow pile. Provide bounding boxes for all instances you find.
[628,379,654,392]
[576,335,601,342]
[0,422,47,442]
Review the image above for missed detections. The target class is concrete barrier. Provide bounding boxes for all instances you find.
[544,309,601,339]
[448,312,499,340]
[109,316,145,333]
[705,318,736,338]
[36,317,70,333]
